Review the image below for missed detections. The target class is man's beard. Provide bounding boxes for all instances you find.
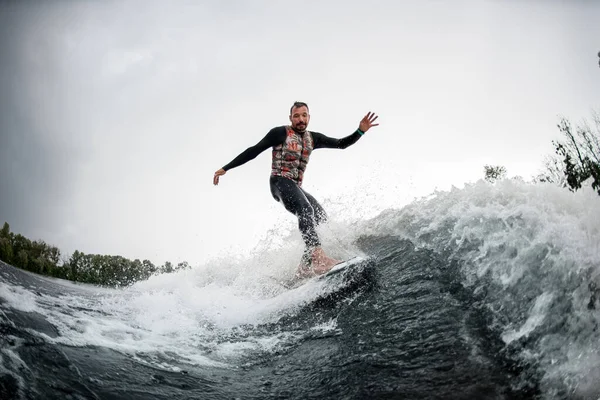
[294,123,307,132]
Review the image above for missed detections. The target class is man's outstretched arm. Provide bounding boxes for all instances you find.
[313,112,379,149]
[213,126,286,185]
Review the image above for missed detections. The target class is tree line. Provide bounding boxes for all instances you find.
[0,222,189,287]
[485,110,600,195]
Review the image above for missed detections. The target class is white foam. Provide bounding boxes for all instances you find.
[310,318,340,335]
[360,178,600,397]
[0,237,357,371]
[0,282,39,313]
[501,291,554,343]
[0,346,28,397]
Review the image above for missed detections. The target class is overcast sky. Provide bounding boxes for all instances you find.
[1,0,599,265]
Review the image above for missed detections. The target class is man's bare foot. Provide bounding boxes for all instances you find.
[311,247,341,275]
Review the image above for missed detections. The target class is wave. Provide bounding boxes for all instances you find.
[1,179,599,399]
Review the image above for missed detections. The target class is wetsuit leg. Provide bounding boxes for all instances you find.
[270,176,321,251]
[301,189,328,226]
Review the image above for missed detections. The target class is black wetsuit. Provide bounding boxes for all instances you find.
[223,126,362,260]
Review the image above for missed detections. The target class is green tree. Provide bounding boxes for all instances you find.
[484,165,507,183]
[548,113,600,195]
[176,261,190,271]
[0,237,13,263]
[68,250,83,281]
[16,250,29,269]
[142,259,157,279]
[11,234,32,263]
[536,154,566,186]
[1,222,10,238]
[161,261,174,274]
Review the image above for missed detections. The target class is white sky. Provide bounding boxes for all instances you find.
[1,0,599,265]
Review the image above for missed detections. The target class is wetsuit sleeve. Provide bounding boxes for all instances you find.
[312,130,362,150]
[222,126,287,171]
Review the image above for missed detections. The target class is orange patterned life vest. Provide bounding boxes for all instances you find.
[271,126,314,186]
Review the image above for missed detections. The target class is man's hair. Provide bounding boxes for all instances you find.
[290,101,309,115]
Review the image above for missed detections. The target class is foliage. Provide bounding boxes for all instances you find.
[0,222,191,287]
[536,154,566,186]
[540,113,600,195]
[484,165,507,183]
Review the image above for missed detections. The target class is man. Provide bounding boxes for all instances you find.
[213,102,379,277]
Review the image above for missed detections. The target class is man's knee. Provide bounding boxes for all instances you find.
[297,204,316,222]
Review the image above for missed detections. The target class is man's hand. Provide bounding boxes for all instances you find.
[213,168,226,185]
[359,112,379,133]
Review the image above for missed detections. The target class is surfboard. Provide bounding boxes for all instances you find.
[317,256,366,279]
[275,256,369,290]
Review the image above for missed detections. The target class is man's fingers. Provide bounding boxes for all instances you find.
[364,112,379,123]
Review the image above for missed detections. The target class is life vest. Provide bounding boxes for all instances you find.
[271,126,314,186]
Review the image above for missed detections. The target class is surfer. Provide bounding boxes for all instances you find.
[213,102,379,276]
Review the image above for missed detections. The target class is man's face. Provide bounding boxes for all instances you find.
[289,105,310,131]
